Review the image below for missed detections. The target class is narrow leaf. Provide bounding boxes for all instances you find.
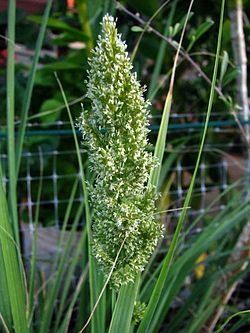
[16,0,53,176]
[137,0,225,331]
[0,165,28,333]
[108,276,140,333]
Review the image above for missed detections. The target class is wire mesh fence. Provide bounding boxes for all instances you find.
[1,110,249,232]
[1,100,249,307]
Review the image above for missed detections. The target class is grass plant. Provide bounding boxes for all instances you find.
[0,0,249,332]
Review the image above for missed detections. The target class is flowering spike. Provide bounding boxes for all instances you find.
[78,14,163,289]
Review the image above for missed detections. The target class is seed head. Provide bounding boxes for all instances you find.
[78,14,163,289]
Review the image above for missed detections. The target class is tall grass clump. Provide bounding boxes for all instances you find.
[78,14,163,289]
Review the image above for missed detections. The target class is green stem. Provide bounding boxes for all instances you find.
[6,0,19,247]
[15,0,53,177]
[137,0,225,331]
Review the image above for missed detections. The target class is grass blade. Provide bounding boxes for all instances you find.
[149,0,194,191]
[0,251,12,331]
[53,217,87,332]
[38,180,81,333]
[15,0,53,176]
[137,0,225,331]
[147,0,177,100]
[147,201,250,332]
[58,265,89,333]
[130,0,171,62]
[28,149,44,322]
[6,0,19,246]
[109,2,193,331]
[0,312,10,333]
[0,164,28,332]
[55,73,106,333]
[149,93,172,190]
[108,276,140,333]
[214,310,250,333]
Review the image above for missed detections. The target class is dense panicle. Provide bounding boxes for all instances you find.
[78,14,163,289]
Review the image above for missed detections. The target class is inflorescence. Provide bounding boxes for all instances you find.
[78,14,163,289]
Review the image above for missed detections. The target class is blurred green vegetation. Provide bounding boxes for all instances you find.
[0,0,249,226]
